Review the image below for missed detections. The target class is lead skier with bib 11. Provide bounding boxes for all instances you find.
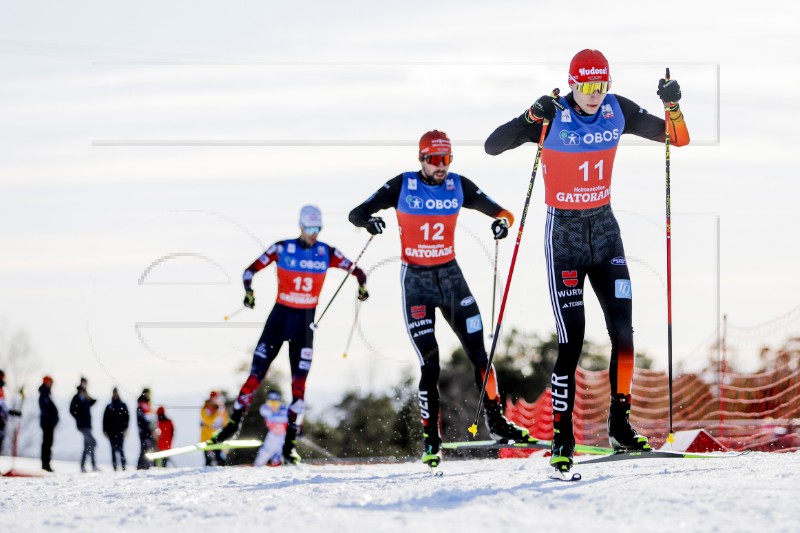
[485,49,690,474]
[209,205,369,465]
[349,130,536,469]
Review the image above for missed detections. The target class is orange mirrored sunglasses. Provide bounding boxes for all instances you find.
[422,154,453,166]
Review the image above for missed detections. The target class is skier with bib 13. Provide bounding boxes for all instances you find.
[209,205,368,465]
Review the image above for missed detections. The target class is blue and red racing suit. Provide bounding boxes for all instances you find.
[485,91,689,425]
[349,171,513,440]
[233,238,366,428]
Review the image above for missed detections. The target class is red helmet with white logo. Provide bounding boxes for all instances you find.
[568,49,610,85]
[418,130,452,156]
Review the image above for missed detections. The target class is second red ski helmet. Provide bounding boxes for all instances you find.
[568,49,610,84]
[419,130,452,155]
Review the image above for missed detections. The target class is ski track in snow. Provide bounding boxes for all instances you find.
[2,452,799,533]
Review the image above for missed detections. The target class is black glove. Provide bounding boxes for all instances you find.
[365,216,386,235]
[491,218,509,240]
[526,90,564,123]
[357,285,369,302]
[657,78,682,104]
[243,289,255,309]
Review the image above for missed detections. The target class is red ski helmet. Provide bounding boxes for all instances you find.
[568,49,610,85]
[418,130,452,156]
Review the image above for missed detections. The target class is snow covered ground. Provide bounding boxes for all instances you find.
[2,452,798,533]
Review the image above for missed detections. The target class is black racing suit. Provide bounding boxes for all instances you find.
[485,91,678,426]
[234,239,366,432]
[349,172,509,442]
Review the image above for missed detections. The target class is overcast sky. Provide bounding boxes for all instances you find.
[1,1,798,413]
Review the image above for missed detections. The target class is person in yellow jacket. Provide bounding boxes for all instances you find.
[200,391,228,466]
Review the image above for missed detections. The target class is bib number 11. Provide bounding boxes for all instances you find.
[578,159,604,182]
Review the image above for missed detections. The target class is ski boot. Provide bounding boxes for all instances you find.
[549,417,575,473]
[207,407,244,445]
[421,431,442,468]
[608,394,651,452]
[484,401,537,444]
[282,423,301,465]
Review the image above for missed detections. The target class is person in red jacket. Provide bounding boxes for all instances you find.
[155,406,175,467]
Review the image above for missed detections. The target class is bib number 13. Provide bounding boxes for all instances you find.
[293,276,313,292]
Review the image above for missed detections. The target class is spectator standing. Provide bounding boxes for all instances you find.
[136,388,154,470]
[102,387,130,471]
[69,377,99,473]
[155,406,175,467]
[39,375,59,472]
[200,391,227,466]
[0,370,23,454]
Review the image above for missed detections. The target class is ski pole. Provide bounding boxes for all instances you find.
[223,306,246,321]
[468,91,558,437]
[663,67,675,444]
[488,239,499,338]
[341,298,361,358]
[311,235,374,331]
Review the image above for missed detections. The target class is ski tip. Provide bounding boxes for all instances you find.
[467,424,478,437]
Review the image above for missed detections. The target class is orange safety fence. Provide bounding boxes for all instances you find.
[500,363,800,458]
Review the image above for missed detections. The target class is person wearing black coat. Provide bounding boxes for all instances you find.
[136,388,154,470]
[103,387,130,471]
[0,370,23,452]
[39,376,59,472]
[69,377,98,473]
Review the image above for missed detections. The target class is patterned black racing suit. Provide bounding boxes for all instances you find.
[349,172,510,441]
[485,91,687,426]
